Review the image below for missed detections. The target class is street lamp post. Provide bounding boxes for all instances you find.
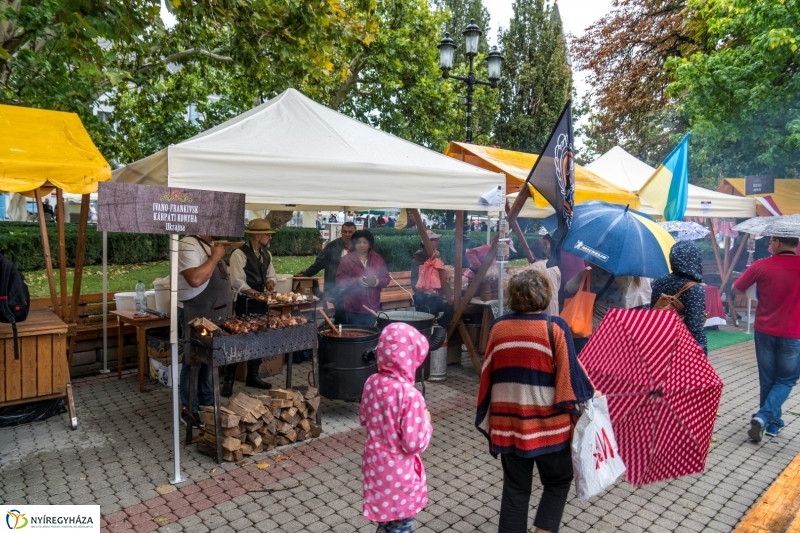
[438,19,504,143]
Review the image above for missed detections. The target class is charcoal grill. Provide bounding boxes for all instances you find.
[186,319,320,464]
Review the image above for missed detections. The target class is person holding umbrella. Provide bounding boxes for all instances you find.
[733,236,800,442]
[650,241,708,355]
[476,268,595,533]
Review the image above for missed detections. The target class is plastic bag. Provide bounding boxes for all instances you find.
[571,395,626,502]
[560,270,595,337]
[416,258,444,292]
[0,398,66,427]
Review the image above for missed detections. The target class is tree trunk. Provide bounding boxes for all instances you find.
[265,211,295,229]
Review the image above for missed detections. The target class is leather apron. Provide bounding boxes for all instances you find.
[182,237,233,350]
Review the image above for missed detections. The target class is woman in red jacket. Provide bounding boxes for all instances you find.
[335,230,390,326]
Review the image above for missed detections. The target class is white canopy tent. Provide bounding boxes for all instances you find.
[109,88,504,479]
[585,146,756,218]
[113,88,504,211]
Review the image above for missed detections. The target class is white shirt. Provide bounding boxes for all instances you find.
[178,237,213,306]
[229,245,277,294]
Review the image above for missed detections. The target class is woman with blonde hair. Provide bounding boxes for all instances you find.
[477,268,595,533]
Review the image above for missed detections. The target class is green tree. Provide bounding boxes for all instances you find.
[493,0,572,154]
[668,0,800,183]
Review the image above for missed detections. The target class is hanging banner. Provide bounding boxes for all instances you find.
[97,182,245,236]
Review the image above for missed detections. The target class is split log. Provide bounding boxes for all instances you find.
[306,396,321,412]
[280,407,298,422]
[222,436,242,452]
[304,386,318,399]
[268,389,294,400]
[298,418,311,432]
[247,432,262,448]
[276,420,293,435]
[233,449,244,462]
[285,429,297,443]
[199,410,241,429]
[245,420,264,432]
[240,442,254,456]
[310,424,322,438]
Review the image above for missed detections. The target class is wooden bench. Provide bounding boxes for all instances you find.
[381,271,414,310]
[31,293,137,354]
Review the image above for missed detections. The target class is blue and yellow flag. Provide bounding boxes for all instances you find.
[638,133,691,221]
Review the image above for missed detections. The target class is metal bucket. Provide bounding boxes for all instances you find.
[376,311,439,382]
[318,326,380,402]
[429,327,447,382]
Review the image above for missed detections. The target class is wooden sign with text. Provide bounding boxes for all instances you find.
[97,182,245,236]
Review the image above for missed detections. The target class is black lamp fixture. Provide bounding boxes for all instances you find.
[438,19,504,143]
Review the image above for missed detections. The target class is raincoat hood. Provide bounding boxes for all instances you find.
[669,241,703,282]
[375,323,429,383]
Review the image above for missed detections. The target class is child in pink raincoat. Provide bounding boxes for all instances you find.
[360,323,433,533]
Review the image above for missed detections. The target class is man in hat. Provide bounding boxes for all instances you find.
[226,218,278,393]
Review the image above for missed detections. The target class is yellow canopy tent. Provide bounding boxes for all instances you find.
[0,104,111,194]
[0,105,111,415]
[444,142,641,212]
[718,178,800,215]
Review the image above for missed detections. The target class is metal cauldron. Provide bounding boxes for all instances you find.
[317,326,379,402]
[375,311,446,382]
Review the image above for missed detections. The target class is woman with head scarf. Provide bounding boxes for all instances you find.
[336,229,390,326]
[650,241,708,354]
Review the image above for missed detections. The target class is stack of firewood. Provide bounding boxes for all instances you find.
[196,388,322,462]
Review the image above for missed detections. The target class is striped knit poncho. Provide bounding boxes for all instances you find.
[476,314,595,458]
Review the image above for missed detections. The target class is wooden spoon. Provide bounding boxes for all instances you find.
[319,309,340,336]
[362,305,380,318]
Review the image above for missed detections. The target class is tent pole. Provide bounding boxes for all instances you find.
[454,212,464,311]
[486,216,491,245]
[100,231,109,373]
[34,189,59,315]
[498,210,505,317]
[56,189,69,323]
[169,234,185,484]
[70,194,90,323]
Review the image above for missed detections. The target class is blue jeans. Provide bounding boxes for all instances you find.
[753,331,800,429]
[178,307,213,413]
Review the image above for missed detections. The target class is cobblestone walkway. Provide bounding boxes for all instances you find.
[2,339,800,533]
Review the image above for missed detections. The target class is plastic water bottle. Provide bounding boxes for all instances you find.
[135,280,146,316]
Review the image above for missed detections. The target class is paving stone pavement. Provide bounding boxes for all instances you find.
[2,339,800,533]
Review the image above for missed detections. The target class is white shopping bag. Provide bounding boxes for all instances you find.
[571,395,626,502]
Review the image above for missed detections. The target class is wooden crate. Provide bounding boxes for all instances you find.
[0,308,68,406]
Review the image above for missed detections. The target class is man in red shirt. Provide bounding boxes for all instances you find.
[733,236,800,442]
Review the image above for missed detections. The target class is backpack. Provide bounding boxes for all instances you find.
[0,253,31,360]
[652,282,697,319]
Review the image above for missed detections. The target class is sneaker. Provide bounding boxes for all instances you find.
[765,424,784,437]
[748,418,765,442]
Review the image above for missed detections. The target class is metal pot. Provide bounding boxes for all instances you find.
[376,310,436,332]
[317,326,380,402]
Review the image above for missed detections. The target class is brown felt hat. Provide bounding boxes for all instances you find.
[245,219,277,234]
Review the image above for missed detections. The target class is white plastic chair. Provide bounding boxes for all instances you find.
[745,284,757,334]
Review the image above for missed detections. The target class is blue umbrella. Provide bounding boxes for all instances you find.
[542,201,676,278]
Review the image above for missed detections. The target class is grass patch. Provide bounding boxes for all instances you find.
[706,329,754,352]
[24,256,320,299]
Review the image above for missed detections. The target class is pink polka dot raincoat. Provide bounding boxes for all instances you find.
[360,323,433,523]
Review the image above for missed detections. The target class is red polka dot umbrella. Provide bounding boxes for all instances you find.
[579,308,723,486]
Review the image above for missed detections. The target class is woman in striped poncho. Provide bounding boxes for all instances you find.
[476,268,595,533]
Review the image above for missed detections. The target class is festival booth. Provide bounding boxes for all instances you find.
[0,104,112,429]
[586,146,758,325]
[718,178,800,215]
[112,88,505,470]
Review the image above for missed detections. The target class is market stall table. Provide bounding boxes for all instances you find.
[0,308,77,429]
[111,310,171,392]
